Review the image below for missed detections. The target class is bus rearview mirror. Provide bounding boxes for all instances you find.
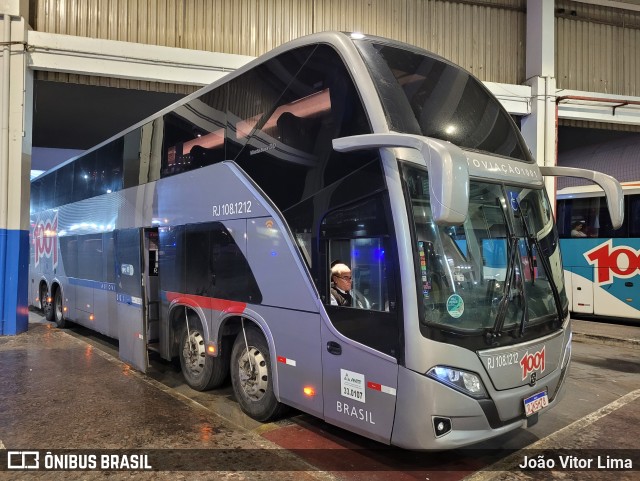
[332,133,469,225]
[540,166,625,229]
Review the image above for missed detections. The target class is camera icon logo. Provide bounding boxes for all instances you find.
[7,451,40,470]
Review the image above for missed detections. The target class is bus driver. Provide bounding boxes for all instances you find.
[330,263,370,308]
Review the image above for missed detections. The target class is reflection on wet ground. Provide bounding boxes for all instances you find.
[0,320,330,481]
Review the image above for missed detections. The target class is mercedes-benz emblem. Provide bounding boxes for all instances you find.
[529,372,537,387]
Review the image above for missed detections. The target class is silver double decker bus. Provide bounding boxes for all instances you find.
[29,32,623,449]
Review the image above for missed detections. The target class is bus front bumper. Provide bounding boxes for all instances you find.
[390,358,570,450]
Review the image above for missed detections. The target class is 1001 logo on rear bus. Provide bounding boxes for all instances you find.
[33,213,58,268]
[585,240,640,285]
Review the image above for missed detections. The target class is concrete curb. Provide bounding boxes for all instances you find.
[572,331,640,349]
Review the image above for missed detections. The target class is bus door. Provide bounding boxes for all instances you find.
[114,228,148,372]
[559,239,595,315]
[143,228,160,349]
[319,197,401,444]
[321,316,399,444]
[571,268,594,314]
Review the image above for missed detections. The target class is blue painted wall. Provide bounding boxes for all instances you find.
[0,229,29,335]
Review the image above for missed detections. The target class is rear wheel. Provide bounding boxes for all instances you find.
[230,326,286,422]
[38,283,48,311]
[54,289,67,328]
[179,314,228,391]
[43,286,54,322]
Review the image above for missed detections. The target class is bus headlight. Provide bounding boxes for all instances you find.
[427,366,488,399]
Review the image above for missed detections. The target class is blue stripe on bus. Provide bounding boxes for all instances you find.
[67,279,141,307]
[0,229,29,335]
[68,278,116,291]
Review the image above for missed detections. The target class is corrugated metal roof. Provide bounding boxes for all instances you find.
[33,0,526,89]
[556,0,640,96]
[31,0,640,99]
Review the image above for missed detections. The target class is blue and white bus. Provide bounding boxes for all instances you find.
[557,182,639,321]
[29,32,623,449]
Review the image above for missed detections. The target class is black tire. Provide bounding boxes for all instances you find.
[53,288,67,328]
[179,314,228,391]
[39,283,48,311]
[230,326,286,422]
[43,286,54,323]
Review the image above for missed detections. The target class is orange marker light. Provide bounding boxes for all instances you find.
[303,386,316,397]
[207,345,216,355]
[89,314,94,321]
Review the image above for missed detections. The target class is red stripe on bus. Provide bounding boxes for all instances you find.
[367,381,382,391]
[165,292,247,314]
[277,356,287,364]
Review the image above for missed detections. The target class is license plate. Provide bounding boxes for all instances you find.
[523,390,548,417]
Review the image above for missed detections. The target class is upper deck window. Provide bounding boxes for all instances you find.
[355,40,533,163]
[227,44,373,211]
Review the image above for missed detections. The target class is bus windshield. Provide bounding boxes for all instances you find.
[355,39,533,163]
[402,165,567,347]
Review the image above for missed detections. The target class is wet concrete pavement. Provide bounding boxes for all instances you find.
[464,316,640,481]
[0,312,638,480]
[572,318,640,349]
[0,320,335,480]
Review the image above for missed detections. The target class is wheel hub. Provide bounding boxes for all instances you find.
[238,346,268,401]
[40,286,48,311]
[183,331,205,374]
[55,295,63,321]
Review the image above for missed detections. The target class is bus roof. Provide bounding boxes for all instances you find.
[557,181,640,199]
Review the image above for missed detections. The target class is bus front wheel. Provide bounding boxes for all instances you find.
[179,315,228,391]
[230,326,285,422]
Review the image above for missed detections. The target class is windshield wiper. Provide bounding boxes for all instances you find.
[516,211,565,332]
[530,233,565,328]
[516,214,536,285]
[514,212,535,336]
[486,235,520,344]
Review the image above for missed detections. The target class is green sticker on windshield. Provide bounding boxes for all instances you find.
[446,294,464,318]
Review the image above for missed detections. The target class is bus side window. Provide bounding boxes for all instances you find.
[320,195,400,358]
[77,234,104,282]
[180,222,262,304]
[161,91,227,179]
[328,238,392,312]
[227,44,372,212]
